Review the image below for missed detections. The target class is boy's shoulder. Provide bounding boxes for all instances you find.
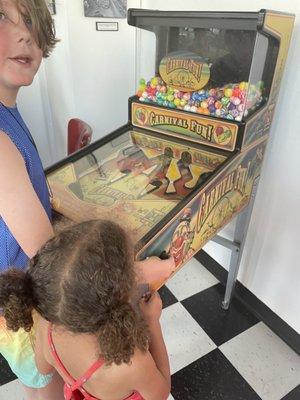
[0,130,25,177]
[0,129,23,156]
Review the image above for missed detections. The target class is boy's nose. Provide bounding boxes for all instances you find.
[14,18,32,45]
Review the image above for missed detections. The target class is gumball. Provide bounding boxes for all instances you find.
[208,105,216,114]
[174,98,181,107]
[139,78,146,86]
[142,91,148,99]
[224,88,233,98]
[160,85,167,93]
[232,88,240,98]
[231,96,241,106]
[167,94,174,102]
[215,109,221,117]
[200,100,208,109]
[180,99,187,107]
[190,106,198,112]
[238,103,245,112]
[229,109,239,118]
[216,89,224,99]
[226,114,234,120]
[215,101,223,109]
[184,105,191,111]
[209,88,217,97]
[221,97,230,107]
[220,109,228,117]
[207,96,215,106]
[202,108,210,115]
[139,96,145,102]
[239,81,247,90]
[150,77,159,87]
[183,92,191,101]
[235,115,242,121]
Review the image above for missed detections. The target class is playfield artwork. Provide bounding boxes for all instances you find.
[47,130,226,242]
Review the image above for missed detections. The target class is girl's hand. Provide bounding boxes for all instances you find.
[135,256,175,285]
[139,291,162,324]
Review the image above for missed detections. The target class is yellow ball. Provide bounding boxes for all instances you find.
[224,88,233,98]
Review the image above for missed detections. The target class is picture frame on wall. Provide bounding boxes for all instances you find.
[84,0,127,18]
[47,1,56,15]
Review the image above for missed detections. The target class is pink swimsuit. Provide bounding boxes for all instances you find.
[47,325,143,400]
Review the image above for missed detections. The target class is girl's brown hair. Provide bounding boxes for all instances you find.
[0,0,58,57]
[0,220,149,365]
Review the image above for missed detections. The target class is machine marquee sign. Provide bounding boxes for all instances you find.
[132,102,238,151]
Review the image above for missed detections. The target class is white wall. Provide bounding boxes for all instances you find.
[140,0,300,334]
[17,0,300,333]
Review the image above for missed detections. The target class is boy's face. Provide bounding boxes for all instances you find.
[0,0,43,100]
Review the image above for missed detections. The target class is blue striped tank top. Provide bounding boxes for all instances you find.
[0,103,52,271]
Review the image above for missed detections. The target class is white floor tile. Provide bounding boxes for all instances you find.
[220,322,300,400]
[0,379,25,399]
[160,302,217,374]
[166,257,219,301]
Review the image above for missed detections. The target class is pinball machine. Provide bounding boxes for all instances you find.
[46,9,294,300]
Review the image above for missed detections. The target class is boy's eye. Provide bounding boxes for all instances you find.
[0,12,7,21]
[24,16,32,26]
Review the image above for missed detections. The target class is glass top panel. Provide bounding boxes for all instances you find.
[47,130,227,241]
[135,16,278,122]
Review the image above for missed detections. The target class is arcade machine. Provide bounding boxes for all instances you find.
[46,9,294,307]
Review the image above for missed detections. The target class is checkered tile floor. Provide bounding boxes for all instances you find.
[1,258,299,399]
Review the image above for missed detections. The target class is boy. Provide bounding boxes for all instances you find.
[0,0,63,398]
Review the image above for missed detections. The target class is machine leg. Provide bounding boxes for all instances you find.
[221,179,259,309]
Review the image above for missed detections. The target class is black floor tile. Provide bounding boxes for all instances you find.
[181,283,259,346]
[158,285,178,309]
[171,348,261,400]
[0,354,16,386]
[281,385,300,400]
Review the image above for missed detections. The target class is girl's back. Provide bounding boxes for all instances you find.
[36,316,145,400]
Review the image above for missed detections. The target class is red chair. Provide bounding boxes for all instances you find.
[68,118,93,155]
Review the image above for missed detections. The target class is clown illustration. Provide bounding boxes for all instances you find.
[169,208,195,267]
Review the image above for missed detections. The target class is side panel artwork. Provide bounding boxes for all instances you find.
[137,138,267,285]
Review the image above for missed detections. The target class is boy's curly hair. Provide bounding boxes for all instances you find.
[15,0,58,57]
[0,220,149,365]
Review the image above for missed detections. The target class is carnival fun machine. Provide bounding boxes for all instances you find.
[47,9,294,307]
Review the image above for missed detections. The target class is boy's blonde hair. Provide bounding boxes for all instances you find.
[4,0,58,57]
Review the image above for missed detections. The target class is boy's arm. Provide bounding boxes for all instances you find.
[0,132,53,258]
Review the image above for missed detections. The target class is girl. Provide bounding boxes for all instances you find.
[0,219,171,400]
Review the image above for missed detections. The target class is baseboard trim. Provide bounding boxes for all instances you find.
[195,250,300,355]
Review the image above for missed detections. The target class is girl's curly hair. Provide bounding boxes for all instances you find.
[0,220,149,365]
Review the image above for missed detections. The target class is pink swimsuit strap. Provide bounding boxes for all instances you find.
[47,323,105,399]
[47,324,143,400]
